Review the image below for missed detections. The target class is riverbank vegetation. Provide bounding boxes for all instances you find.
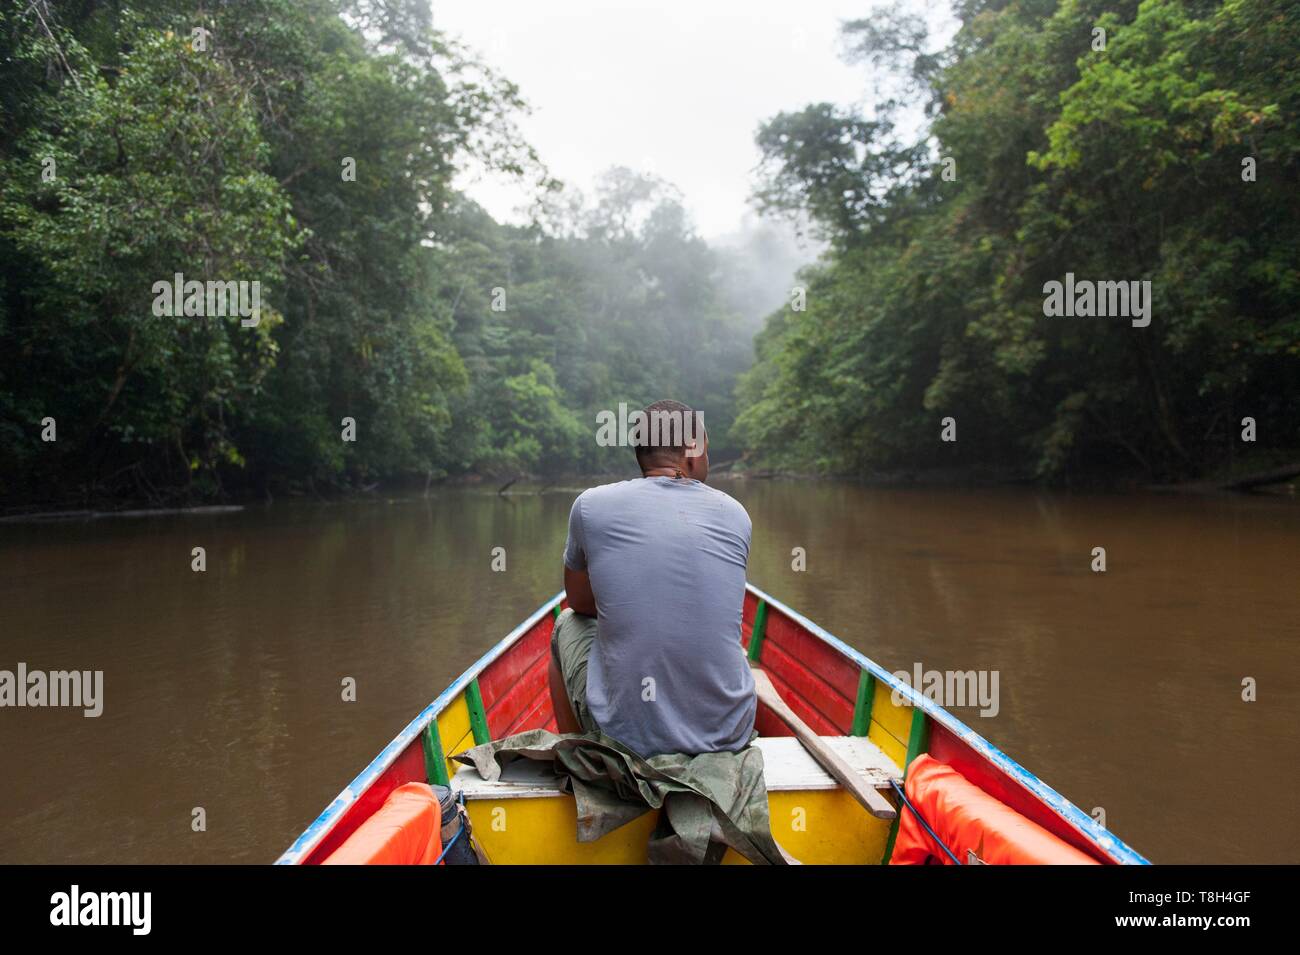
[0,0,752,507]
[2,1,1296,509]
[736,0,1299,483]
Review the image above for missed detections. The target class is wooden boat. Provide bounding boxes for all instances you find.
[276,585,1148,865]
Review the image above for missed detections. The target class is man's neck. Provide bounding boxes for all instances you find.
[642,465,687,480]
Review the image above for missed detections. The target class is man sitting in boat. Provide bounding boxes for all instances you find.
[550,398,757,758]
[461,400,782,863]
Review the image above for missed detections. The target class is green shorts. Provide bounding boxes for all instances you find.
[551,608,601,735]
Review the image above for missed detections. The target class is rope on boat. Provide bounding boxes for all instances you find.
[888,778,963,865]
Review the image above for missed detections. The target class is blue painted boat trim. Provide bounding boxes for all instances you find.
[277,585,1149,865]
[744,583,1150,865]
[274,592,565,864]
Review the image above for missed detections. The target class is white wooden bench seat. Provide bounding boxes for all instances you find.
[452,735,901,800]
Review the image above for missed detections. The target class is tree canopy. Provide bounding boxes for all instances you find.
[737,0,1299,482]
[4,1,1294,505]
[0,0,751,506]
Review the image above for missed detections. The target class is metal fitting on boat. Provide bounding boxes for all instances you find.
[432,785,479,865]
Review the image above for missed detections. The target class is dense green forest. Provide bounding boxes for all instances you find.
[2,1,1297,508]
[738,0,1299,482]
[0,0,752,506]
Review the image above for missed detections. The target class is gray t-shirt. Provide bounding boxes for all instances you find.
[562,477,756,757]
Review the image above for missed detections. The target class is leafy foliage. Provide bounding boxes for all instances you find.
[737,0,1299,482]
[0,1,750,505]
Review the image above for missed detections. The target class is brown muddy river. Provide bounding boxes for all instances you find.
[1,480,1296,863]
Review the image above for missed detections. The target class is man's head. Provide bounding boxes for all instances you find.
[633,399,709,481]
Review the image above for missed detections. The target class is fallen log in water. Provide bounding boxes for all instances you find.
[1148,462,1300,494]
[0,505,244,523]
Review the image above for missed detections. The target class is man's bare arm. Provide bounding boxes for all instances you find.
[564,565,597,617]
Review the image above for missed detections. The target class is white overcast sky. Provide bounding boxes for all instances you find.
[431,1,954,240]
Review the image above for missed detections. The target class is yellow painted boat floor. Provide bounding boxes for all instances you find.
[455,735,901,865]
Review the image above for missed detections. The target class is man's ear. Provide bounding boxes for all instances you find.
[683,448,703,477]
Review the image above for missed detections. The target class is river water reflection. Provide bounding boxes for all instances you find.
[0,479,1295,863]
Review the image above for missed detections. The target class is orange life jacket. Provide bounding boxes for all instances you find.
[321,782,444,865]
[890,754,1099,865]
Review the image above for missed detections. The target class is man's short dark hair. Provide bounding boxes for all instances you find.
[633,399,705,466]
